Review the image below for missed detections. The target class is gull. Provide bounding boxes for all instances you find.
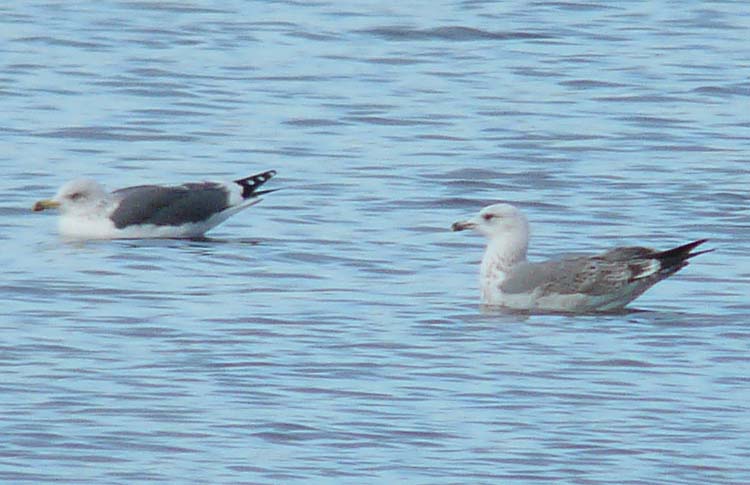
[452,203,712,312]
[33,170,277,239]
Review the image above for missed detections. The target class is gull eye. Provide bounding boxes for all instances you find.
[69,192,84,201]
[483,213,494,221]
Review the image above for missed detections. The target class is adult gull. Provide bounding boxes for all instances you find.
[452,203,712,312]
[33,170,277,239]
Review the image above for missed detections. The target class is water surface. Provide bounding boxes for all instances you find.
[1,1,749,483]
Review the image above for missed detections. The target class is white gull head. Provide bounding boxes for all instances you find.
[33,179,111,216]
[33,179,115,238]
[452,203,530,304]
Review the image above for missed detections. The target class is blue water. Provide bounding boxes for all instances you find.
[2,1,749,483]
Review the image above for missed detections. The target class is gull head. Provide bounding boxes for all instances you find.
[33,179,109,215]
[452,203,529,239]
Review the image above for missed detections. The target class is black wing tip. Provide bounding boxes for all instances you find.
[687,238,709,247]
[680,238,712,257]
[234,170,277,199]
[657,238,713,263]
[686,246,715,260]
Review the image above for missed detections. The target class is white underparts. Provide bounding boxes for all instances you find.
[57,197,262,240]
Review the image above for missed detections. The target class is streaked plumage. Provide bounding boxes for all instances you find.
[452,203,712,312]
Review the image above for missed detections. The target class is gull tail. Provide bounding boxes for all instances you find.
[234,170,277,199]
[654,239,713,274]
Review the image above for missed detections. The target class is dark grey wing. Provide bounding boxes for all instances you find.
[110,183,231,228]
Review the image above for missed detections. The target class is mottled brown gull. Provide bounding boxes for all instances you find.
[452,203,712,312]
[33,170,276,239]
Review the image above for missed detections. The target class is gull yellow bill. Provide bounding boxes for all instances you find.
[32,199,60,211]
